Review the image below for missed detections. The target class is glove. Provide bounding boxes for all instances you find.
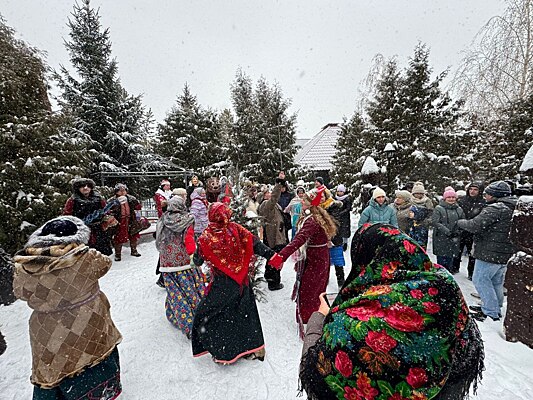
[268,253,284,270]
[117,195,128,204]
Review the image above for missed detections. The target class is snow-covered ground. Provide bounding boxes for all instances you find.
[2,233,533,399]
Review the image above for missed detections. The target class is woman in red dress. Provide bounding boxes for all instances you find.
[108,184,142,261]
[269,187,337,337]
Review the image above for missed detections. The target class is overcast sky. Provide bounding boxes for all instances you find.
[2,0,504,138]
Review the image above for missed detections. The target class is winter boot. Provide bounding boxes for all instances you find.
[335,266,345,288]
[130,239,141,257]
[114,243,122,262]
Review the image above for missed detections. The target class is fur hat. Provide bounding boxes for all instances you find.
[336,184,347,192]
[484,181,512,198]
[114,183,128,193]
[395,190,412,202]
[411,182,426,195]
[71,178,95,193]
[172,188,187,196]
[26,216,90,248]
[372,187,386,199]
[443,188,457,200]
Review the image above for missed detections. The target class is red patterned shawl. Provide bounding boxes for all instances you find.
[198,202,255,285]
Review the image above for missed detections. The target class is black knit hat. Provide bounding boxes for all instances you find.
[484,181,512,198]
[40,219,78,237]
[315,176,324,185]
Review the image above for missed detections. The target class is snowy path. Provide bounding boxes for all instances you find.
[2,237,533,399]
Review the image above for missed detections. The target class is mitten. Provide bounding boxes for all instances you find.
[268,253,284,270]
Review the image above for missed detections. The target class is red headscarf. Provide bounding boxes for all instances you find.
[198,202,255,285]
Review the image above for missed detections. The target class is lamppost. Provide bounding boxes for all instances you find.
[384,142,396,194]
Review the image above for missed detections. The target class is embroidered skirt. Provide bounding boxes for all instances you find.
[163,267,206,337]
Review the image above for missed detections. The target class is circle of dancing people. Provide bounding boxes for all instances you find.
[11,171,533,400]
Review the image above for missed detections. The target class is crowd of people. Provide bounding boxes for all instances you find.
[9,171,533,400]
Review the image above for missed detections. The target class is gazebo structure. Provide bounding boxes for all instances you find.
[295,123,341,185]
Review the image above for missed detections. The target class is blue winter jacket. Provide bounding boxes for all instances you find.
[358,199,398,228]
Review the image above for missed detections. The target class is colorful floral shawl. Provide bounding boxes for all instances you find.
[198,202,255,286]
[300,223,484,400]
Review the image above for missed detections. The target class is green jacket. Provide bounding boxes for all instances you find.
[358,199,398,229]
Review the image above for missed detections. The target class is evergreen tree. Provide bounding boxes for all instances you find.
[363,44,462,191]
[332,113,370,188]
[0,16,91,253]
[228,70,298,182]
[498,93,533,178]
[157,84,223,171]
[253,77,298,181]
[56,0,152,174]
[229,69,258,175]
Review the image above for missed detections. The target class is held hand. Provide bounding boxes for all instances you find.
[318,292,330,316]
[268,253,284,270]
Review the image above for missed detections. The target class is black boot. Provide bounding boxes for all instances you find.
[335,266,345,288]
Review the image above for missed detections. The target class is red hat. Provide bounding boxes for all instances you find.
[307,186,325,207]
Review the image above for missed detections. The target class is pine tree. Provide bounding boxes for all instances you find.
[0,16,91,253]
[56,0,152,174]
[157,84,223,172]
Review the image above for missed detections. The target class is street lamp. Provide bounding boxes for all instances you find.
[384,142,396,193]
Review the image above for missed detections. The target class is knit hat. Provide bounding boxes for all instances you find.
[26,216,90,248]
[443,188,457,200]
[395,190,412,202]
[411,182,426,195]
[315,176,324,185]
[172,188,187,196]
[372,187,386,199]
[336,184,347,192]
[456,190,467,198]
[40,219,78,237]
[484,180,512,198]
[160,179,170,186]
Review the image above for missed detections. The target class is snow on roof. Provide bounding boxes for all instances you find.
[361,156,380,175]
[295,123,341,170]
[520,144,533,174]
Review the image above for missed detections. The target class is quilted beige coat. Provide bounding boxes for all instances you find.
[14,243,122,388]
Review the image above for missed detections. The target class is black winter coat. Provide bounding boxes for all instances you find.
[431,201,465,257]
[457,196,517,264]
[334,195,352,239]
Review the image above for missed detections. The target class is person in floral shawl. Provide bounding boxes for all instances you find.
[299,223,484,400]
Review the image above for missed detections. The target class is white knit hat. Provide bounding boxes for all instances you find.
[372,187,386,199]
